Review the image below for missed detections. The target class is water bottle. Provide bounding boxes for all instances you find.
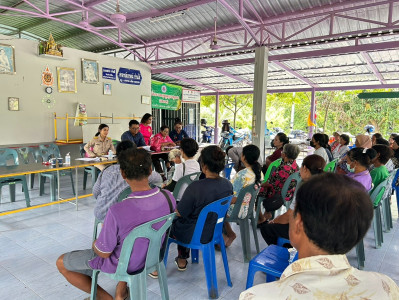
[108,149,113,160]
[65,152,71,165]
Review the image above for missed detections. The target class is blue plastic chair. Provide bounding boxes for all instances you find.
[225,184,260,262]
[0,148,31,207]
[224,162,235,180]
[39,144,75,202]
[393,169,399,215]
[369,178,388,249]
[90,213,176,300]
[164,195,233,299]
[245,239,298,289]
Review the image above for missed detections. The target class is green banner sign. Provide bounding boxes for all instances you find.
[151,80,182,110]
[358,92,399,99]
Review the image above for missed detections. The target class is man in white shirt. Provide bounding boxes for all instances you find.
[240,173,399,300]
[164,138,200,200]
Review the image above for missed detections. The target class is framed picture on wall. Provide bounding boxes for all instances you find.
[103,83,112,95]
[0,44,16,75]
[57,67,77,93]
[82,59,99,83]
[8,97,19,111]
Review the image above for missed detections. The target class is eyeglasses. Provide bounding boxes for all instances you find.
[130,127,140,131]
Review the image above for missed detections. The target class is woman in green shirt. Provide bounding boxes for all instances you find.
[370,144,393,192]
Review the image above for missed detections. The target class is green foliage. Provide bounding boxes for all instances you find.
[201,89,399,137]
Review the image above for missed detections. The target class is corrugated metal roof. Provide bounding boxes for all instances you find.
[0,0,399,93]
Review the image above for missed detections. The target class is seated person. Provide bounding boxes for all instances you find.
[170,145,233,271]
[169,122,189,145]
[84,123,116,157]
[93,140,163,221]
[151,125,176,174]
[310,133,329,163]
[329,131,341,152]
[164,138,200,201]
[262,133,289,174]
[120,119,146,147]
[336,134,372,174]
[226,146,263,173]
[332,134,350,159]
[370,144,393,193]
[346,147,377,191]
[241,173,399,300]
[56,148,176,300]
[372,132,383,146]
[258,144,300,224]
[223,145,263,247]
[259,155,325,246]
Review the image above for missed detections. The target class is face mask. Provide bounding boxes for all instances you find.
[346,163,355,173]
[310,141,315,148]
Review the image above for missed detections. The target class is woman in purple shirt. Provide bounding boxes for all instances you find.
[346,147,377,191]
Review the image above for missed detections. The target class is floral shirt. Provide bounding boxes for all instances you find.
[150,133,174,152]
[263,160,298,201]
[228,168,262,219]
[240,254,399,300]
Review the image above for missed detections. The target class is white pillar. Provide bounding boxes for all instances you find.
[252,46,268,161]
[308,89,316,139]
[214,92,220,144]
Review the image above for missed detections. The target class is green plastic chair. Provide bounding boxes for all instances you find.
[355,239,365,270]
[39,144,75,202]
[380,169,397,233]
[90,212,176,300]
[262,158,282,183]
[369,178,388,249]
[172,172,201,201]
[92,186,132,241]
[17,147,38,189]
[324,158,338,172]
[225,183,261,262]
[0,148,30,207]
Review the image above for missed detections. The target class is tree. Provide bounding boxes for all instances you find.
[220,95,252,128]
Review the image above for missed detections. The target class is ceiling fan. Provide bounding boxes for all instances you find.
[109,0,126,24]
[78,2,99,31]
[208,0,246,51]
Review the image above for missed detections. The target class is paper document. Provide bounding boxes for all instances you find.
[75,157,101,161]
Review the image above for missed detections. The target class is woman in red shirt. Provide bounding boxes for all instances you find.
[262,132,289,174]
[139,113,153,145]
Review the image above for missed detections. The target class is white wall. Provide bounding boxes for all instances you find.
[0,34,151,145]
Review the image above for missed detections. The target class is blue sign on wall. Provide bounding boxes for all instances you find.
[117,68,142,85]
[102,67,116,80]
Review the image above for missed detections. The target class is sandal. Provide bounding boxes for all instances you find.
[174,257,188,271]
[148,271,158,279]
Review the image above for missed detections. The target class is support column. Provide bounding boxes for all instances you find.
[214,92,220,144]
[308,88,316,139]
[252,46,268,161]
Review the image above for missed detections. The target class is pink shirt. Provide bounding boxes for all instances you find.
[151,133,174,152]
[139,123,152,145]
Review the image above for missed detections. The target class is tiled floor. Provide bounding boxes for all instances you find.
[1,175,399,300]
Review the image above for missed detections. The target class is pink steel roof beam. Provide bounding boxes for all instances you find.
[201,83,399,95]
[163,72,219,92]
[139,0,399,62]
[0,2,146,61]
[361,52,387,84]
[273,61,319,88]
[210,67,253,87]
[152,40,399,74]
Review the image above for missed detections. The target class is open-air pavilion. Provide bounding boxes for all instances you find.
[1,1,399,299]
[1,0,399,149]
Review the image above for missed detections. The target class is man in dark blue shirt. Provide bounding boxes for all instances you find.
[121,120,146,147]
[169,122,189,145]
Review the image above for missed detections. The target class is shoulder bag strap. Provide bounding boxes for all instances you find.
[159,188,174,213]
[182,162,186,176]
